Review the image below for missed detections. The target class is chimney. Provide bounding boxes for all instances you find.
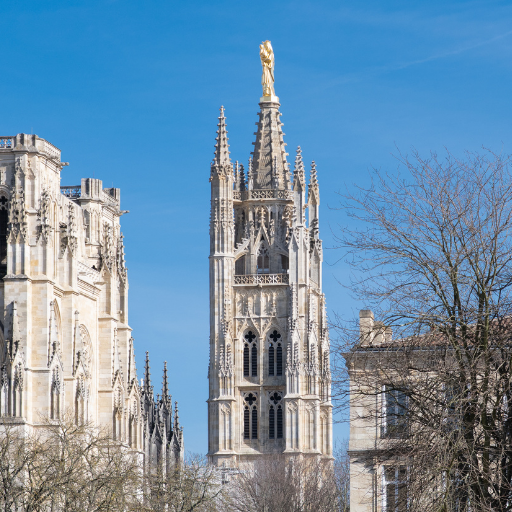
[359,310,374,346]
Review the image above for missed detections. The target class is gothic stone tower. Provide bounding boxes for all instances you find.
[208,95,333,465]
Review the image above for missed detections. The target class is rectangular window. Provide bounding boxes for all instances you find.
[382,387,407,438]
[384,466,407,512]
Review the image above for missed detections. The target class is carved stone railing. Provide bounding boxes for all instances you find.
[234,273,289,285]
[0,137,14,149]
[233,189,293,201]
[102,190,119,208]
[61,185,81,199]
[77,260,101,281]
[40,139,61,160]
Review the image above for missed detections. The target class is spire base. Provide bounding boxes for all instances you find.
[259,95,280,104]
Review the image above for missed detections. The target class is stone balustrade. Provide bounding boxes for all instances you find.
[234,273,289,285]
[0,137,14,149]
[233,189,293,201]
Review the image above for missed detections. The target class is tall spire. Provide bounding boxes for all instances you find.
[251,104,289,190]
[212,106,231,168]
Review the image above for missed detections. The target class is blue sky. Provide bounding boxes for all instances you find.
[2,0,512,454]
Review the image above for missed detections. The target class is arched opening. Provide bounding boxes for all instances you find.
[235,255,246,275]
[280,254,289,273]
[268,330,282,377]
[244,331,257,377]
[269,392,283,440]
[257,244,269,274]
[251,406,258,439]
[243,393,258,441]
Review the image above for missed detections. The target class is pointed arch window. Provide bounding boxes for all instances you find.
[257,244,270,274]
[235,255,246,275]
[243,393,258,440]
[268,392,283,439]
[244,331,258,377]
[268,330,283,377]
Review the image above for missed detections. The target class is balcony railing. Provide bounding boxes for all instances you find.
[234,273,289,285]
[61,185,81,199]
[233,189,293,201]
[0,137,14,149]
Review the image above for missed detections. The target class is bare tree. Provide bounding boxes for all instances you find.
[137,453,225,512]
[0,413,139,512]
[334,149,512,511]
[225,455,340,512]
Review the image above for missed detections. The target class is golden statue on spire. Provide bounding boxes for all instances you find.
[260,40,276,100]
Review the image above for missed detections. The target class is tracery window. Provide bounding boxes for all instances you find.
[257,244,269,274]
[267,330,283,376]
[243,393,258,440]
[244,331,258,377]
[268,392,283,439]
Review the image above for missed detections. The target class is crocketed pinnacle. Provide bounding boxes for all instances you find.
[162,361,170,401]
[251,102,290,189]
[308,161,319,205]
[174,401,180,429]
[144,351,151,393]
[213,106,231,168]
[293,146,306,190]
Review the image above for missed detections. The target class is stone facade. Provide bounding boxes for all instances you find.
[207,96,332,465]
[0,134,183,468]
[346,310,401,512]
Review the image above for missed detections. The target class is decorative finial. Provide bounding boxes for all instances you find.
[259,40,278,101]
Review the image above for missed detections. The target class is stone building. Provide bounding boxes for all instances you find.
[207,90,332,465]
[0,134,183,467]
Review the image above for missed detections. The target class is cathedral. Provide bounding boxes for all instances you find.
[207,41,333,465]
[0,134,183,467]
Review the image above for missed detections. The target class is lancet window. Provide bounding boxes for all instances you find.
[243,392,258,440]
[257,244,269,274]
[243,330,258,377]
[268,392,283,439]
[235,255,246,275]
[267,330,283,376]
[0,195,8,278]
